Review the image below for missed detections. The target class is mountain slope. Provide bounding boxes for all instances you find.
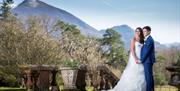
[12,0,102,37]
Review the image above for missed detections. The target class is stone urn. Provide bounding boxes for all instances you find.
[60,67,78,90]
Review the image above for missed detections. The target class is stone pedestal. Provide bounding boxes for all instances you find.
[51,70,59,91]
[76,65,87,91]
[24,70,34,91]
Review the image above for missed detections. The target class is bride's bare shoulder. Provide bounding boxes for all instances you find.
[131,37,136,45]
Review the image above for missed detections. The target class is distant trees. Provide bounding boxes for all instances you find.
[154,47,180,85]
[154,55,166,85]
[100,28,127,69]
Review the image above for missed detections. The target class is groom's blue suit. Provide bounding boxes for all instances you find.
[141,35,155,91]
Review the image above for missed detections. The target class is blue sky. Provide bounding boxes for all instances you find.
[13,0,180,44]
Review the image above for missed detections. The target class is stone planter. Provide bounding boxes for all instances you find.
[60,67,78,90]
[166,66,180,91]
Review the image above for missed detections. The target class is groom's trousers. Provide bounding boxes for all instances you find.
[144,63,154,91]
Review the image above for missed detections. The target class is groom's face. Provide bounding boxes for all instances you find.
[143,29,150,37]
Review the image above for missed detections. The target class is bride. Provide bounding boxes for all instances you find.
[103,27,146,91]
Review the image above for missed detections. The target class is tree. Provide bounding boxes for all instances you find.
[0,16,64,86]
[100,28,127,69]
[53,20,106,66]
[0,0,14,19]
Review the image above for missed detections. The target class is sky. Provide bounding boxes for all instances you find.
[13,0,180,44]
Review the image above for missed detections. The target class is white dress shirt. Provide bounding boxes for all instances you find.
[144,35,150,42]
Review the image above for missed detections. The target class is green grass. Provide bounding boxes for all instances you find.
[0,87,25,91]
[0,86,93,91]
[0,86,178,91]
[155,86,178,91]
[86,86,93,91]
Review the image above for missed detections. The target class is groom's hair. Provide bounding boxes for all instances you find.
[143,26,151,31]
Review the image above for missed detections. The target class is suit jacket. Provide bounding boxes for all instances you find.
[141,36,155,64]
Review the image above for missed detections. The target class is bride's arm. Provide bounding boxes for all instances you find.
[130,38,139,61]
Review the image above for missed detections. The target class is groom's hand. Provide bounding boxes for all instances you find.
[137,60,141,64]
[135,59,141,64]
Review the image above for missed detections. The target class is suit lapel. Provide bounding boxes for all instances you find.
[142,36,151,50]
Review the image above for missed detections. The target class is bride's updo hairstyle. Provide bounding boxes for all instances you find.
[135,27,144,44]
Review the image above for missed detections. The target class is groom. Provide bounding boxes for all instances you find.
[139,26,155,91]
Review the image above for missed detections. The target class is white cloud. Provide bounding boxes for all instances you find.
[100,0,121,12]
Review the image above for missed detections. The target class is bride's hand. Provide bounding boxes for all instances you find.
[135,59,139,64]
[135,59,141,64]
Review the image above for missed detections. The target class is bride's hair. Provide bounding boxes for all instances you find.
[136,27,144,44]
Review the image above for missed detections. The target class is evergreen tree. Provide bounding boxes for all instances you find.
[0,0,13,19]
[100,28,127,69]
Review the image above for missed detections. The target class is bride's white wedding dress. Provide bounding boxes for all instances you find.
[105,41,146,91]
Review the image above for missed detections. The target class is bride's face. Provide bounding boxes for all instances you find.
[135,29,140,40]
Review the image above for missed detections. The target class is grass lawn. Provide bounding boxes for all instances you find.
[155,86,179,91]
[0,87,25,91]
[0,87,93,91]
[0,86,178,91]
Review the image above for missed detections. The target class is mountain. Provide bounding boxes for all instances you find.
[112,25,134,49]
[154,41,167,49]
[12,0,179,50]
[100,25,134,50]
[164,42,180,49]
[12,0,102,37]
